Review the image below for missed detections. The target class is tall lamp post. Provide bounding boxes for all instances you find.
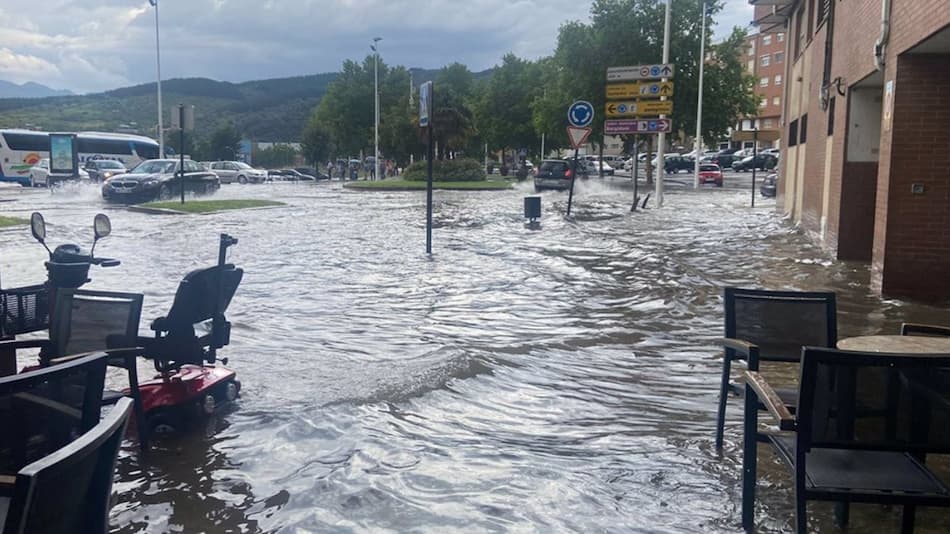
[149,0,164,157]
[371,37,382,180]
[693,0,709,189]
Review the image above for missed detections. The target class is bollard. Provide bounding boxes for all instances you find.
[524,196,541,223]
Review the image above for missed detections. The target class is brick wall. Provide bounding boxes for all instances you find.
[873,54,950,300]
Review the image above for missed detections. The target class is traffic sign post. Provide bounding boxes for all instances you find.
[605,100,674,117]
[604,119,672,135]
[419,81,434,254]
[607,64,675,82]
[605,81,674,99]
[566,101,594,218]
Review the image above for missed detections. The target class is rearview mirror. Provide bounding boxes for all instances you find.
[30,212,46,243]
[93,213,111,239]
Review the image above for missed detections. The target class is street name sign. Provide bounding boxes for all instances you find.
[606,100,674,118]
[604,119,672,135]
[605,82,674,100]
[567,127,592,149]
[567,100,594,128]
[607,64,675,82]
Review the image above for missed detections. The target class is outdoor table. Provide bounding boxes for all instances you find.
[838,335,950,354]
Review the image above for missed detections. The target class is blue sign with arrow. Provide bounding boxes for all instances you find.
[567,100,594,128]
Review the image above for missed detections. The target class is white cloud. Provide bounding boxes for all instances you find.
[0,0,754,93]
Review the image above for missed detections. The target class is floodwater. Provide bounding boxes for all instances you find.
[1,179,949,533]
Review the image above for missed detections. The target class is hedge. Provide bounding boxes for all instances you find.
[402,158,485,182]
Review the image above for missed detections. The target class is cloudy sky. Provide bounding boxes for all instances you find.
[1,0,753,94]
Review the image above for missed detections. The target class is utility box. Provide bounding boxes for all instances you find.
[524,196,541,222]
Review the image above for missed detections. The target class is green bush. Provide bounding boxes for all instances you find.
[402,158,485,182]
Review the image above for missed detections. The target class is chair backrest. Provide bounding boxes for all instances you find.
[0,353,108,477]
[724,288,837,362]
[49,290,143,360]
[797,347,950,455]
[162,264,243,336]
[3,397,132,534]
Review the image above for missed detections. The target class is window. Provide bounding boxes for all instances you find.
[764,119,774,128]
[761,55,771,67]
[2,132,49,152]
[132,141,159,160]
[778,32,785,42]
[77,138,133,155]
[760,77,769,87]
[747,60,755,72]
[763,35,772,46]
[775,75,783,86]
[773,96,781,106]
[760,98,768,108]
[788,119,799,147]
[775,52,785,64]
[794,5,805,57]
[807,0,815,37]
[800,114,809,143]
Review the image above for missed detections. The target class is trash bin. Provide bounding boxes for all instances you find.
[524,196,541,222]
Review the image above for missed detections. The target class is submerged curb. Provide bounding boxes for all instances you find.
[127,202,286,215]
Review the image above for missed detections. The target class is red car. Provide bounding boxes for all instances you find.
[698,163,723,187]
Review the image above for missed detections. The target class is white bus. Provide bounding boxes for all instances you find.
[0,129,160,186]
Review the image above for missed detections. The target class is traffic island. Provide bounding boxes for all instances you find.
[130,199,286,215]
[344,180,512,191]
[0,215,28,228]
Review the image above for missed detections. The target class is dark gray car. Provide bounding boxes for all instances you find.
[101,159,220,203]
[534,160,578,192]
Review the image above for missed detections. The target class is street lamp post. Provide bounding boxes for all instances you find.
[656,0,672,207]
[371,37,382,180]
[149,0,163,157]
[693,0,709,189]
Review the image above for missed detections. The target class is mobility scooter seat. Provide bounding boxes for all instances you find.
[144,263,243,368]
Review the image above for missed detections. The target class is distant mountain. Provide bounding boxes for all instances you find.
[0,80,73,99]
[0,68,493,142]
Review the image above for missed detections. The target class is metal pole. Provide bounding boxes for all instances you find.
[693,0,708,189]
[656,0,672,206]
[426,124,433,254]
[152,0,164,157]
[373,38,381,181]
[179,105,185,204]
[631,136,639,211]
[540,133,545,161]
[751,129,758,208]
[566,148,579,217]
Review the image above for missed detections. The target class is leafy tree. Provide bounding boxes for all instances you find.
[474,54,542,161]
[700,27,759,141]
[301,119,333,167]
[254,143,299,168]
[208,123,242,161]
[429,64,477,159]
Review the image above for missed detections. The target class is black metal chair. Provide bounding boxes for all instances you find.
[0,352,108,493]
[716,288,837,449]
[743,347,950,533]
[901,323,950,337]
[0,289,148,449]
[1,397,132,534]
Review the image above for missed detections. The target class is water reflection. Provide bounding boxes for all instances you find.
[1,181,948,532]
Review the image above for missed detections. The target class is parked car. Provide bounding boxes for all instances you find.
[209,161,267,184]
[732,154,778,172]
[29,158,90,187]
[294,167,330,180]
[581,159,614,176]
[534,159,577,191]
[698,163,724,187]
[83,160,127,182]
[760,173,778,197]
[651,154,692,174]
[101,159,220,203]
[269,169,321,181]
[712,148,741,169]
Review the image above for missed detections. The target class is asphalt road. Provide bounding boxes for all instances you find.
[606,167,772,192]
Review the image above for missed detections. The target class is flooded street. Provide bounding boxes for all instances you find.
[2,180,949,533]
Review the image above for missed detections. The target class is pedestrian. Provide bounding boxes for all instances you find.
[327,160,334,179]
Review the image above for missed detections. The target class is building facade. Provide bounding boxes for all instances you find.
[742,10,787,140]
[754,0,950,301]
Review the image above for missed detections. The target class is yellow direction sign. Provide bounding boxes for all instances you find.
[606,100,674,118]
[605,81,674,100]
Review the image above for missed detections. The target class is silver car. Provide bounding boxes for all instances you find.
[209,161,267,184]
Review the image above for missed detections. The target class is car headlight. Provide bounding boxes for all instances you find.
[142,178,159,186]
